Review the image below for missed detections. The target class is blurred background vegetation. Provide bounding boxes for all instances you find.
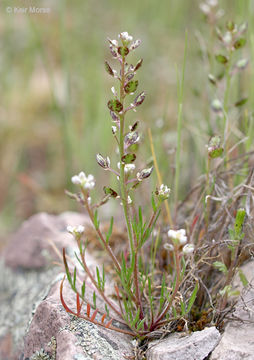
[0,0,253,234]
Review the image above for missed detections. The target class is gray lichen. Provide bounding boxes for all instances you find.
[30,349,51,360]
[0,260,58,355]
[66,316,130,360]
[29,336,57,360]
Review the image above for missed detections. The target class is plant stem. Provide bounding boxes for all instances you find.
[79,249,123,319]
[82,192,121,272]
[152,248,181,328]
[205,155,211,228]
[174,32,187,219]
[118,55,143,320]
[119,57,134,254]
[148,128,173,227]
[223,50,232,182]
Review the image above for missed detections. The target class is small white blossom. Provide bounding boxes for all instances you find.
[119,31,133,43]
[207,0,218,7]
[199,3,210,14]
[183,244,194,255]
[120,195,132,206]
[71,172,95,190]
[164,243,174,251]
[158,184,171,199]
[127,195,132,204]
[111,86,117,96]
[168,229,187,245]
[112,126,117,134]
[67,225,85,236]
[117,162,136,173]
[111,39,118,47]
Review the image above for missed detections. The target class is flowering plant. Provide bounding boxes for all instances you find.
[60,31,198,339]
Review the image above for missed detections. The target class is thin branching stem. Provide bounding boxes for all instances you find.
[152,249,181,328]
[82,191,121,272]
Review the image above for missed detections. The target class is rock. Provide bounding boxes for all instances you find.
[210,261,254,360]
[0,259,59,360]
[146,327,221,360]
[0,212,133,360]
[3,212,90,269]
[23,280,133,360]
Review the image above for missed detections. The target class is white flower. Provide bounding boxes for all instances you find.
[119,32,133,43]
[120,195,132,206]
[112,126,117,134]
[207,0,218,7]
[127,195,132,204]
[117,162,136,173]
[111,86,117,96]
[168,229,187,245]
[164,243,174,251]
[158,184,171,199]
[71,172,95,190]
[183,244,195,255]
[67,225,85,236]
[199,3,210,14]
[111,39,118,47]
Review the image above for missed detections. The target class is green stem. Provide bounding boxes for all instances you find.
[205,155,211,228]
[82,191,121,272]
[174,31,187,218]
[223,51,232,166]
[152,248,181,328]
[118,56,143,320]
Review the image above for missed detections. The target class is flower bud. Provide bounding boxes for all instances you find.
[137,167,153,181]
[96,154,111,169]
[182,244,194,255]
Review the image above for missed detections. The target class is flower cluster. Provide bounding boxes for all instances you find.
[164,229,194,255]
[67,225,85,237]
[168,229,187,245]
[71,172,95,190]
[157,184,171,200]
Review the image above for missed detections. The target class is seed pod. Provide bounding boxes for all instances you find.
[134,91,145,106]
[134,59,143,71]
[124,131,140,148]
[110,111,120,122]
[118,46,129,57]
[137,167,153,181]
[96,154,110,169]
[129,39,141,51]
[107,99,123,113]
[124,80,138,94]
[103,187,118,198]
[121,153,136,164]
[105,61,114,77]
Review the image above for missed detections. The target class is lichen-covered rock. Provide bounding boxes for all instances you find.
[146,327,221,360]
[0,259,59,360]
[210,261,254,360]
[23,280,133,360]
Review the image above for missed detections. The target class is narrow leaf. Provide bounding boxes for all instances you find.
[87,303,91,317]
[186,282,199,313]
[76,292,81,315]
[101,313,107,324]
[90,309,99,322]
[238,269,248,287]
[105,319,113,328]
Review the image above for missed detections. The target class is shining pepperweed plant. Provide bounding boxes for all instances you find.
[60,32,198,339]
